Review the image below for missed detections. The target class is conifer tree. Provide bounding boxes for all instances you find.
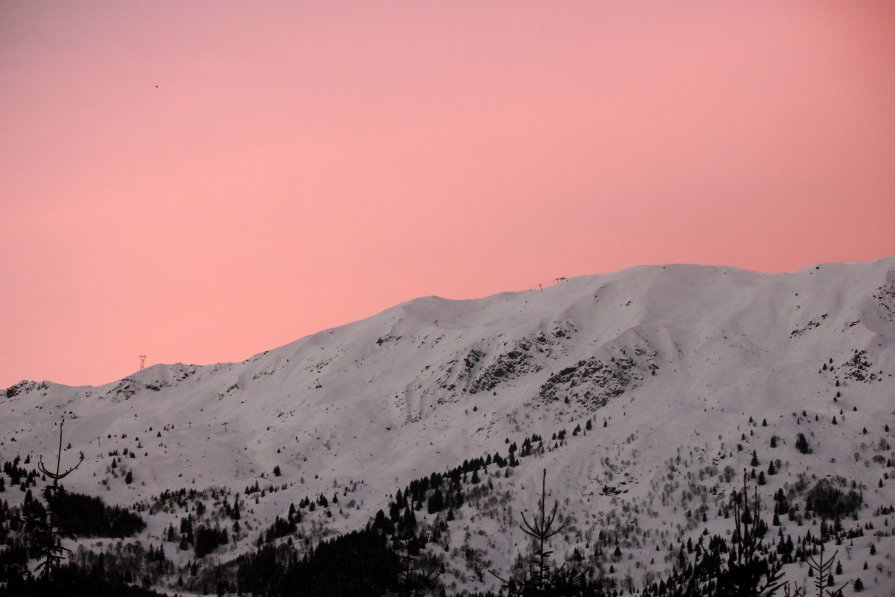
[491,469,587,595]
[30,417,84,580]
[716,471,784,596]
[802,544,847,596]
[796,433,812,454]
[394,533,443,595]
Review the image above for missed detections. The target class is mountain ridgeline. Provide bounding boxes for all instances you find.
[1,258,894,595]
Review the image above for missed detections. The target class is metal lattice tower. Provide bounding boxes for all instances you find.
[139,354,147,370]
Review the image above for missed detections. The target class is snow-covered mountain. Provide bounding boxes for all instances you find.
[2,258,894,594]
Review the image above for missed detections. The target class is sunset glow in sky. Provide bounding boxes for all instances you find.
[2,1,894,387]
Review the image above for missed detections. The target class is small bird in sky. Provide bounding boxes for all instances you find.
[154,84,159,88]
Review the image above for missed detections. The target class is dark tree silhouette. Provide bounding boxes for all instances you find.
[492,469,587,596]
[29,417,83,580]
[715,471,784,596]
[796,433,812,454]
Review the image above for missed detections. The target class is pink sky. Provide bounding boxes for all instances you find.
[1,1,894,388]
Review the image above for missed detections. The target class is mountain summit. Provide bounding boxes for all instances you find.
[2,257,894,594]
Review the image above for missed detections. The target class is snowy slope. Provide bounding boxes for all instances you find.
[2,257,894,594]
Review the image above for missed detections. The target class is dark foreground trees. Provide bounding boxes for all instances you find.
[492,469,603,596]
[0,563,168,597]
[51,489,145,539]
[236,528,401,596]
[0,419,149,596]
[714,472,785,596]
[30,418,83,579]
